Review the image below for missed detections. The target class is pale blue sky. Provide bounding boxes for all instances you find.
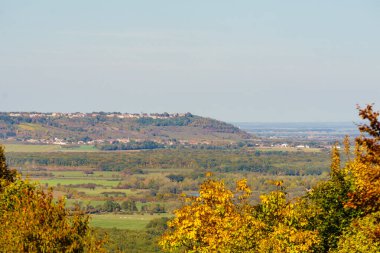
[0,1,379,122]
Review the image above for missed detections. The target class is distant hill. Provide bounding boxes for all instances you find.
[0,112,251,147]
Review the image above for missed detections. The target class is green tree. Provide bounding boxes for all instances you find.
[103,200,121,212]
[335,211,380,253]
[121,200,138,212]
[0,145,16,184]
[305,105,380,252]
[146,217,170,237]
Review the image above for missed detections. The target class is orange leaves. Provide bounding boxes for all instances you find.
[341,105,380,213]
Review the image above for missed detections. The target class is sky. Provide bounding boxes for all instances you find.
[0,1,379,122]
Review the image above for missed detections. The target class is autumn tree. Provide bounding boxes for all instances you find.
[254,181,320,252]
[160,177,319,252]
[305,144,358,251]
[0,145,106,252]
[159,177,266,252]
[331,105,380,252]
[335,211,380,253]
[304,104,380,252]
[345,104,380,212]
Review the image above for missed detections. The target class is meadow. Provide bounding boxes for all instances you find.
[2,143,332,251]
[5,144,329,234]
[4,143,98,152]
[90,213,172,230]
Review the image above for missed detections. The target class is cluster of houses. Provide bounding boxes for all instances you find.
[23,136,183,146]
[8,112,188,119]
[23,137,205,147]
[276,143,311,149]
[271,143,342,150]
[25,137,156,146]
[25,137,105,146]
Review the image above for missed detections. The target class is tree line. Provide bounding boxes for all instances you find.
[6,148,330,175]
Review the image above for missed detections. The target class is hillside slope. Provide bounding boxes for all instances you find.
[0,112,251,146]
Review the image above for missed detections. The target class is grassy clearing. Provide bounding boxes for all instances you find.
[4,144,98,153]
[18,123,44,131]
[65,199,106,208]
[60,145,99,152]
[50,170,120,179]
[37,178,122,187]
[74,188,141,197]
[90,213,172,230]
[256,147,322,153]
[144,168,195,173]
[4,144,63,152]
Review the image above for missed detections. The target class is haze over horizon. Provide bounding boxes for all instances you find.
[1,1,379,122]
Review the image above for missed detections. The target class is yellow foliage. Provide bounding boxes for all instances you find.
[160,104,380,252]
[335,211,380,252]
[0,144,106,251]
[343,105,380,213]
[160,178,319,252]
[0,179,106,252]
[331,144,341,176]
[160,179,266,252]
[345,155,380,212]
[258,224,319,253]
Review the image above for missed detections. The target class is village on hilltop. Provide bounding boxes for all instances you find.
[7,112,189,119]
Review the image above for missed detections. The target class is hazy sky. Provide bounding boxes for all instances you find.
[0,1,379,122]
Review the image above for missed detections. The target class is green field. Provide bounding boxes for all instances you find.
[5,144,63,152]
[256,147,322,153]
[90,213,172,230]
[65,199,106,207]
[50,170,121,179]
[13,147,330,224]
[75,188,142,197]
[4,144,98,153]
[37,178,121,187]
[60,145,99,152]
